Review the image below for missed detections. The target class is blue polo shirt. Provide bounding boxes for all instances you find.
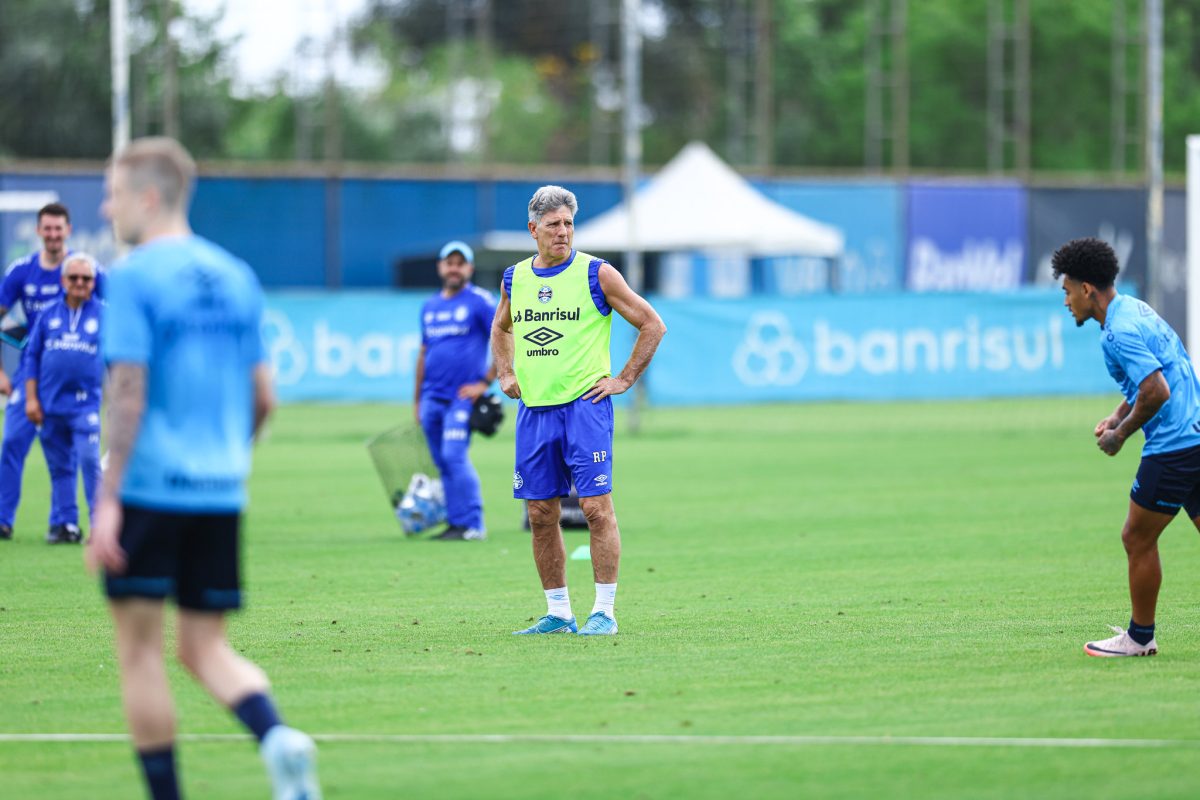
[2,252,106,378]
[419,283,496,401]
[24,297,103,416]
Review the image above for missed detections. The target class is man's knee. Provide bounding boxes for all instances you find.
[175,637,203,675]
[1122,521,1163,556]
[579,495,616,528]
[527,500,560,530]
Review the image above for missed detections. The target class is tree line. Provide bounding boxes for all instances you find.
[2,0,1198,175]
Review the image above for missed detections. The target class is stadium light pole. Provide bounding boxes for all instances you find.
[1144,0,1163,311]
[1187,135,1200,363]
[621,0,645,433]
[621,0,643,296]
[111,0,131,154]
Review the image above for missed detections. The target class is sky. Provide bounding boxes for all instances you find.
[182,0,379,93]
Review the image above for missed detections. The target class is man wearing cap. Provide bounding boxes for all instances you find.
[413,241,497,541]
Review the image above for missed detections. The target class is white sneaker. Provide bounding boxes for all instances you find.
[261,725,321,800]
[1084,625,1158,658]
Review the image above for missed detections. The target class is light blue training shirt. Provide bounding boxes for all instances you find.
[103,235,266,512]
[1101,293,1200,456]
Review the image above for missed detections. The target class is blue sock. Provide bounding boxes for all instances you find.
[1128,618,1156,646]
[232,692,283,743]
[138,745,180,800]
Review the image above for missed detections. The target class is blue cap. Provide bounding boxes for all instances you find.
[439,240,474,263]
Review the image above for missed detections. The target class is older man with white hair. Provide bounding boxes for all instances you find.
[492,185,667,636]
[24,252,104,543]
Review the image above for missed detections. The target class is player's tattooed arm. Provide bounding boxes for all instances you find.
[1099,372,1169,456]
[100,363,147,498]
[87,363,146,573]
[1095,401,1131,438]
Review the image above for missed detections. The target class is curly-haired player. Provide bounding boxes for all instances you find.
[1053,236,1200,657]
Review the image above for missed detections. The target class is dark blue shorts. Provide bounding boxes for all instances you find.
[1131,443,1200,518]
[104,505,243,611]
[514,395,614,500]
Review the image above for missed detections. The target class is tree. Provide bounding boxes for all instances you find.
[0,0,116,158]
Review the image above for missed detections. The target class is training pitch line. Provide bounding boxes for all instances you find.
[1,733,1198,749]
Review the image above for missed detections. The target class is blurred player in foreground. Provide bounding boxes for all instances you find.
[1055,236,1200,658]
[492,185,665,636]
[23,253,104,542]
[413,240,497,540]
[0,202,75,541]
[90,137,320,799]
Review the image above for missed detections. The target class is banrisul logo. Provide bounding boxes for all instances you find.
[731,311,1066,387]
[538,285,553,303]
[514,307,580,323]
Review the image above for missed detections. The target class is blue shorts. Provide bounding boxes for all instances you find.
[514,395,614,500]
[1131,443,1200,517]
[104,505,243,611]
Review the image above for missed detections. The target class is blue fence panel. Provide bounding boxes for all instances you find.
[755,180,903,293]
[191,177,328,288]
[906,182,1027,291]
[338,179,480,287]
[646,291,1112,405]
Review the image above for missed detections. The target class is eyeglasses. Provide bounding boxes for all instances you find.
[65,275,94,283]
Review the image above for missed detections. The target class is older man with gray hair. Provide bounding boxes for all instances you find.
[24,252,104,543]
[492,184,666,635]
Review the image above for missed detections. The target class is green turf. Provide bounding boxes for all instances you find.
[3,398,1200,799]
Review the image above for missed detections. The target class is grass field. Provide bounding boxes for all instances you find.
[3,397,1200,799]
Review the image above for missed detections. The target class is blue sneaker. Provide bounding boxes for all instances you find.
[260,725,321,800]
[576,611,618,636]
[513,615,577,634]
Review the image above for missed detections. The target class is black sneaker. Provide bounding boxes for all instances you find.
[47,524,82,545]
[0,524,12,541]
[432,525,487,541]
[431,525,466,540]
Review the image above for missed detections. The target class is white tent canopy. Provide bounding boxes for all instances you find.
[483,141,843,258]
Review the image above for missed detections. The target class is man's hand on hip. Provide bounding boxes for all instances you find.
[583,376,631,403]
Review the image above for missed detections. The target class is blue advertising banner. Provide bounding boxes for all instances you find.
[645,291,1112,405]
[263,293,425,402]
[755,180,903,293]
[262,290,1114,405]
[1026,187,1146,290]
[906,183,1027,291]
